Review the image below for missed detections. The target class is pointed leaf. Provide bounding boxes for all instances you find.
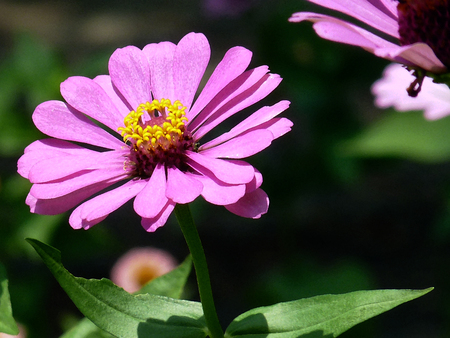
[0,263,19,335]
[226,288,433,337]
[27,238,207,338]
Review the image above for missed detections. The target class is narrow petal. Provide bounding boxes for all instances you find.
[93,75,131,117]
[188,46,253,121]
[32,101,123,149]
[166,166,203,204]
[289,0,399,38]
[254,117,294,140]
[224,188,269,219]
[199,129,273,159]
[108,46,152,109]
[70,179,147,230]
[60,76,125,131]
[186,150,254,184]
[185,172,246,205]
[194,73,282,140]
[173,33,210,110]
[143,41,176,102]
[133,163,167,218]
[141,201,176,232]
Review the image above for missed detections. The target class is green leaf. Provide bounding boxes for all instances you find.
[225,288,433,338]
[338,111,450,162]
[61,318,114,338]
[0,263,19,335]
[136,255,192,298]
[27,238,207,338]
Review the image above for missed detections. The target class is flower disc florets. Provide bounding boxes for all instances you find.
[118,98,194,178]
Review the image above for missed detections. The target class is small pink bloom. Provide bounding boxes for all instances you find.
[289,0,447,73]
[372,63,450,120]
[110,247,178,293]
[18,32,292,232]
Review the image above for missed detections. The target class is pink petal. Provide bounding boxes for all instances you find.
[193,73,282,140]
[93,75,131,117]
[141,201,176,232]
[289,0,399,38]
[185,172,246,205]
[30,167,127,199]
[199,129,274,159]
[201,100,290,148]
[188,66,271,132]
[173,33,210,110]
[224,188,269,219]
[246,169,263,193]
[142,41,176,102]
[70,179,147,230]
[32,101,123,150]
[133,163,168,218]
[60,76,126,131]
[186,150,254,184]
[108,46,152,109]
[256,117,294,140]
[166,166,203,204]
[188,46,253,121]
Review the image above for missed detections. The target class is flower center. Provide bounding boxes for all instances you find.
[397,0,450,67]
[118,99,194,178]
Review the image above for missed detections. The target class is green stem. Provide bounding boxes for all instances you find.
[174,203,224,338]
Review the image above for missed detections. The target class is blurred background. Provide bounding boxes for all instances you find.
[1,0,450,337]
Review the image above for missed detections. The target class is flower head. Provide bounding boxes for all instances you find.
[110,247,178,293]
[372,63,450,120]
[18,32,292,232]
[289,0,449,95]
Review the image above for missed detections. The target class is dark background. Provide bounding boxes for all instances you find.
[1,0,449,337]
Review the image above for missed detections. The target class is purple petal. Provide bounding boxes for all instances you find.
[32,101,123,149]
[108,46,152,109]
[224,188,269,219]
[60,76,126,131]
[133,163,168,218]
[141,201,176,232]
[185,172,246,205]
[173,33,210,110]
[142,41,176,102]
[257,117,294,139]
[188,46,253,121]
[201,100,290,148]
[289,0,399,38]
[193,73,282,140]
[93,75,131,117]
[70,179,147,230]
[186,150,254,184]
[166,166,203,204]
[246,169,263,193]
[199,129,274,159]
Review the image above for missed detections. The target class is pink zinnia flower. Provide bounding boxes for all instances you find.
[289,0,448,87]
[110,247,178,293]
[372,63,450,120]
[18,32,292,232]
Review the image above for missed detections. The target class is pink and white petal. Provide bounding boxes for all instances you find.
[70,179,147,230]
[224,188,269,219]
[143,41,176,102]
[141,201,176,232]
[199,129,273,159]
[375,43,447,73]
[372,63,450,120]
[93,75,130,117]
[166,166,203,204]
[133,163,167,218]
[108,46,152,109]
[188,46,253,121]
[201,100,290,148]
[194,73,282,140]
[289,0,399,38]
[186,151,254,184]
[188,66,270,132]
[185,172,246,205]
[173,33,210,110]
[60,76,125,131]
[33,101,123,150]
[30,167,127,199]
